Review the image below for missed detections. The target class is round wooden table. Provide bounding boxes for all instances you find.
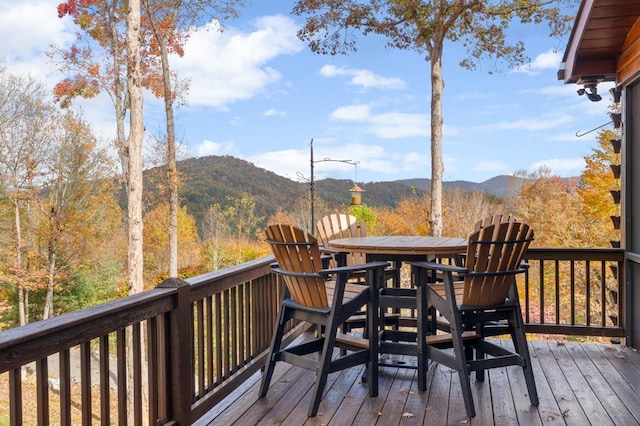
[328,235,467,391]
[328,235,467,260]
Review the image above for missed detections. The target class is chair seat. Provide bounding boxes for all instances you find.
[326,281,371,306]
[425,330,479,345]
[429,282,465,304]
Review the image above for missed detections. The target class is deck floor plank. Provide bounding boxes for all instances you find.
[547,342,614,425]
[528,341,570,424]
[347,360,400,425]
[504,341,542,426]
[486,363,517,426]
[204,341,640,426]
[565,343,633,425]
[376,362,416,423]
[532,341,591,425]
[320,366,370,426]
[587,344,640,424]
[399,367,433,425]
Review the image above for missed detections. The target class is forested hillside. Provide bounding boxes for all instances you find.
[138,155,529,223]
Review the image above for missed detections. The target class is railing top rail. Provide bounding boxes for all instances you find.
[526,247,624,261]
[186,255,275,300]
[0,281,184,373]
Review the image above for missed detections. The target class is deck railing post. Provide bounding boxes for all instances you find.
[158,277,193,425]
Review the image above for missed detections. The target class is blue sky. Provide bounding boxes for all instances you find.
[1,1,613,184]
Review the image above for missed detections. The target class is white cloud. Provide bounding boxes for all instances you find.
[531,157,585,174]
[173,15,303,109]
[249,142,429,182]
[0,1,74,83]
[476,115,573,132]
[248,149,309,181]
[329,104,431,139]
[319,64,342,78]
[473,160,509,173]
[229,116,243,126]
[320,64,406,90]
[263,108,287,117]
[194,140,238,157]
[369,112,429,138]
[330,104,371,121]
[513,49,562,75]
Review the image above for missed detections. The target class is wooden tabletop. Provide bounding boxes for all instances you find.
[328,235,467,257]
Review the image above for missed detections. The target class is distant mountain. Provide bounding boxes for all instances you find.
[138,155,538,224]
[395,175,527,198]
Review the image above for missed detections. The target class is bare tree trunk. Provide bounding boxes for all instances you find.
[43,250,56,320]
[126,0,144,296]
[429,37,445,237]
[13,201,27,325]
[126,1,147,424]
[159,39,179,278]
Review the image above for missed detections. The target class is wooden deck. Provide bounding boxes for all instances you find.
[198,339,640,426]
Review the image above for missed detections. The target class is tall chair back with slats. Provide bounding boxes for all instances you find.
[462,220,533,307]
[316,214,400,333]
[260,224,386,417]
[316,213,367,267]
[265,224,328,307]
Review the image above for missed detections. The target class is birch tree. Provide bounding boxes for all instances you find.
[0,69,53,325]
[55,0,146,296]
[140,0,243,278]
[293,0,573,235]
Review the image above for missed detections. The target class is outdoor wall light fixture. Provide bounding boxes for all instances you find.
[577,82,602,102]
[610,86,622,103]
[609,112,622,129]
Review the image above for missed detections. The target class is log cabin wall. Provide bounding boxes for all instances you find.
[623,84,640,347]
[619,18,640,85]
[619,18,640,347]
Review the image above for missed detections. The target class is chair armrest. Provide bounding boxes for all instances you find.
[319,246,340,255]
[408,260,467,274]
[319,261,389,277]
[271,262,388,279]
[319,246,347,267]
[270,267,324,280]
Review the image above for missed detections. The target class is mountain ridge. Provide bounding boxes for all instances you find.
[140,155,542,223]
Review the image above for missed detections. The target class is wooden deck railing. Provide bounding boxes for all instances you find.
[0,257,306,425]
[0,247,626,424]
[523,247,625,338]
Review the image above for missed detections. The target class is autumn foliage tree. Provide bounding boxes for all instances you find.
[513,167,585,247]
[293,0,574,236]
[579,128,620,247]
[38,111,116,319]
[0,69,54,325]
[143,203,204,286]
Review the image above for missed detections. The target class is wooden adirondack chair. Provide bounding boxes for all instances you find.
[316,213,400,332]
[259,224,387,417]
[316,213,367,269]
[411,217,539,417]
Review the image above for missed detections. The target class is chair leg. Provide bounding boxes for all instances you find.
[307,320,339,416]
[511,309,539,406]
[416,282,429,391]
[449,312,475,417]
[259,306,288,398]
[452,334,475,417]
[473,322,485,382]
